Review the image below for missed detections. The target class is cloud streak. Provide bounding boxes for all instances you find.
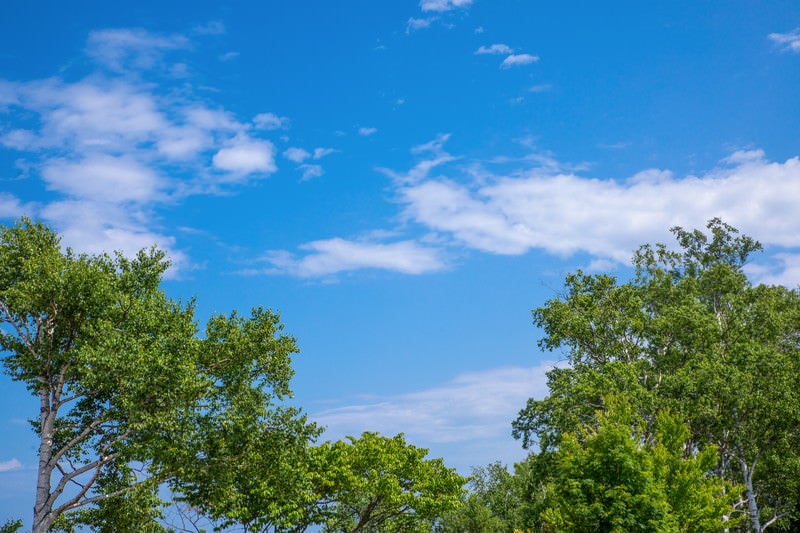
[500,53,539,68]
[313,362,558,469]
[420,0,473,12]
[769,29,800,53]
[256,238,446,277]
[0,459,22,473]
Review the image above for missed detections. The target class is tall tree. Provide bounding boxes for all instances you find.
[513,219,800,531]
[0,219,315,532]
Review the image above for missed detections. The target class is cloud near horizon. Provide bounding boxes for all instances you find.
[312,362,558,470]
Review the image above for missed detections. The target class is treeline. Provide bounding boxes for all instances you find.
[2,218,799,532]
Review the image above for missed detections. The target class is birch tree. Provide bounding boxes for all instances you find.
[513,219,800,531]
[0,219,314,532]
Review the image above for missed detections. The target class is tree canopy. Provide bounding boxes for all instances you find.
[513,219,800,531]
[0,219,316,532]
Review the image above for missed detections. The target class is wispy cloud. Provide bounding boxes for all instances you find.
[0,459,22,473]
[0,28,281,270]
[378,133,457,184]
[253,112,289,130]
[299,163,324,181]
[529,83,552,93]
[358,127,378,136]
[254,238,446,277]
[475,44,514,55]
[313,362,557,469]
[86,28,189,72]
[407,17,436,33]
[313,147,336,159]
[420,0,473,12]
[500,53,539,68]
[283,147,311,163]
[769,29,800,53]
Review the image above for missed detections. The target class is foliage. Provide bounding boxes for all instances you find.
[540,394,739,532]
[0,519,22,533]
[436,462,521,532]
[512,219,800,531]
[308,432,466,533]
[0,219,315,532]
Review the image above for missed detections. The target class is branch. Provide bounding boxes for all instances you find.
[48,451,119,514]
[0,300,40,359]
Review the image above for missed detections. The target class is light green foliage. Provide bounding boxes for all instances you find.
[513,219,800,530]
[541,395,738,532]
[308,432,466,533]
[0,219,315,532]
[436,463,521,532]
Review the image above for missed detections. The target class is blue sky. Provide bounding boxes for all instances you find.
[2,0,800,523]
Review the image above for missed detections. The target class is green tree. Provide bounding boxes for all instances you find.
[513,219,800,531]
[541,395,738,532]
[436,463,521,533]
[0,219,315,532]
[307,432,466,533]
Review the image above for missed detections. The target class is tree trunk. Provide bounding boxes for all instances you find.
[741,457,761,533]
[33,386,55,533]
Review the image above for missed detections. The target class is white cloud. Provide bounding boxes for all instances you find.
[379,133,457,185]
[313,147,335,160]
[395,141,800,275]
[212,136,277,176]
[39,200,187,271]
[746,253,800,287]
[313,362,557,470]
[407,17,435,33]
[283,147,311,163]
[529,83,552,93]
[299,163,324,181]
[192,21,226,36]
[0,28,285,275]
[475,44,514,55]
[420,0,473,12]
[0,193,26,218]
[86,28,189,72]
[358,127,378,136]
[0,459,22,472]
[500,54,540,68]
[259,238,445,277]
[218,51,240,62]
[253,112,289,130]
[769,29,800,53]
[42,155,164,203]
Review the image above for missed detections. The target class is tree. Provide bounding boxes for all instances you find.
[0,219,315,532]
[306,432,466,533]
[540,394,739,532]
[513,219,800,531]
[436,463,521,533]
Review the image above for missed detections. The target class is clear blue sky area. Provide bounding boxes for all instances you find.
[2,0,800,525]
